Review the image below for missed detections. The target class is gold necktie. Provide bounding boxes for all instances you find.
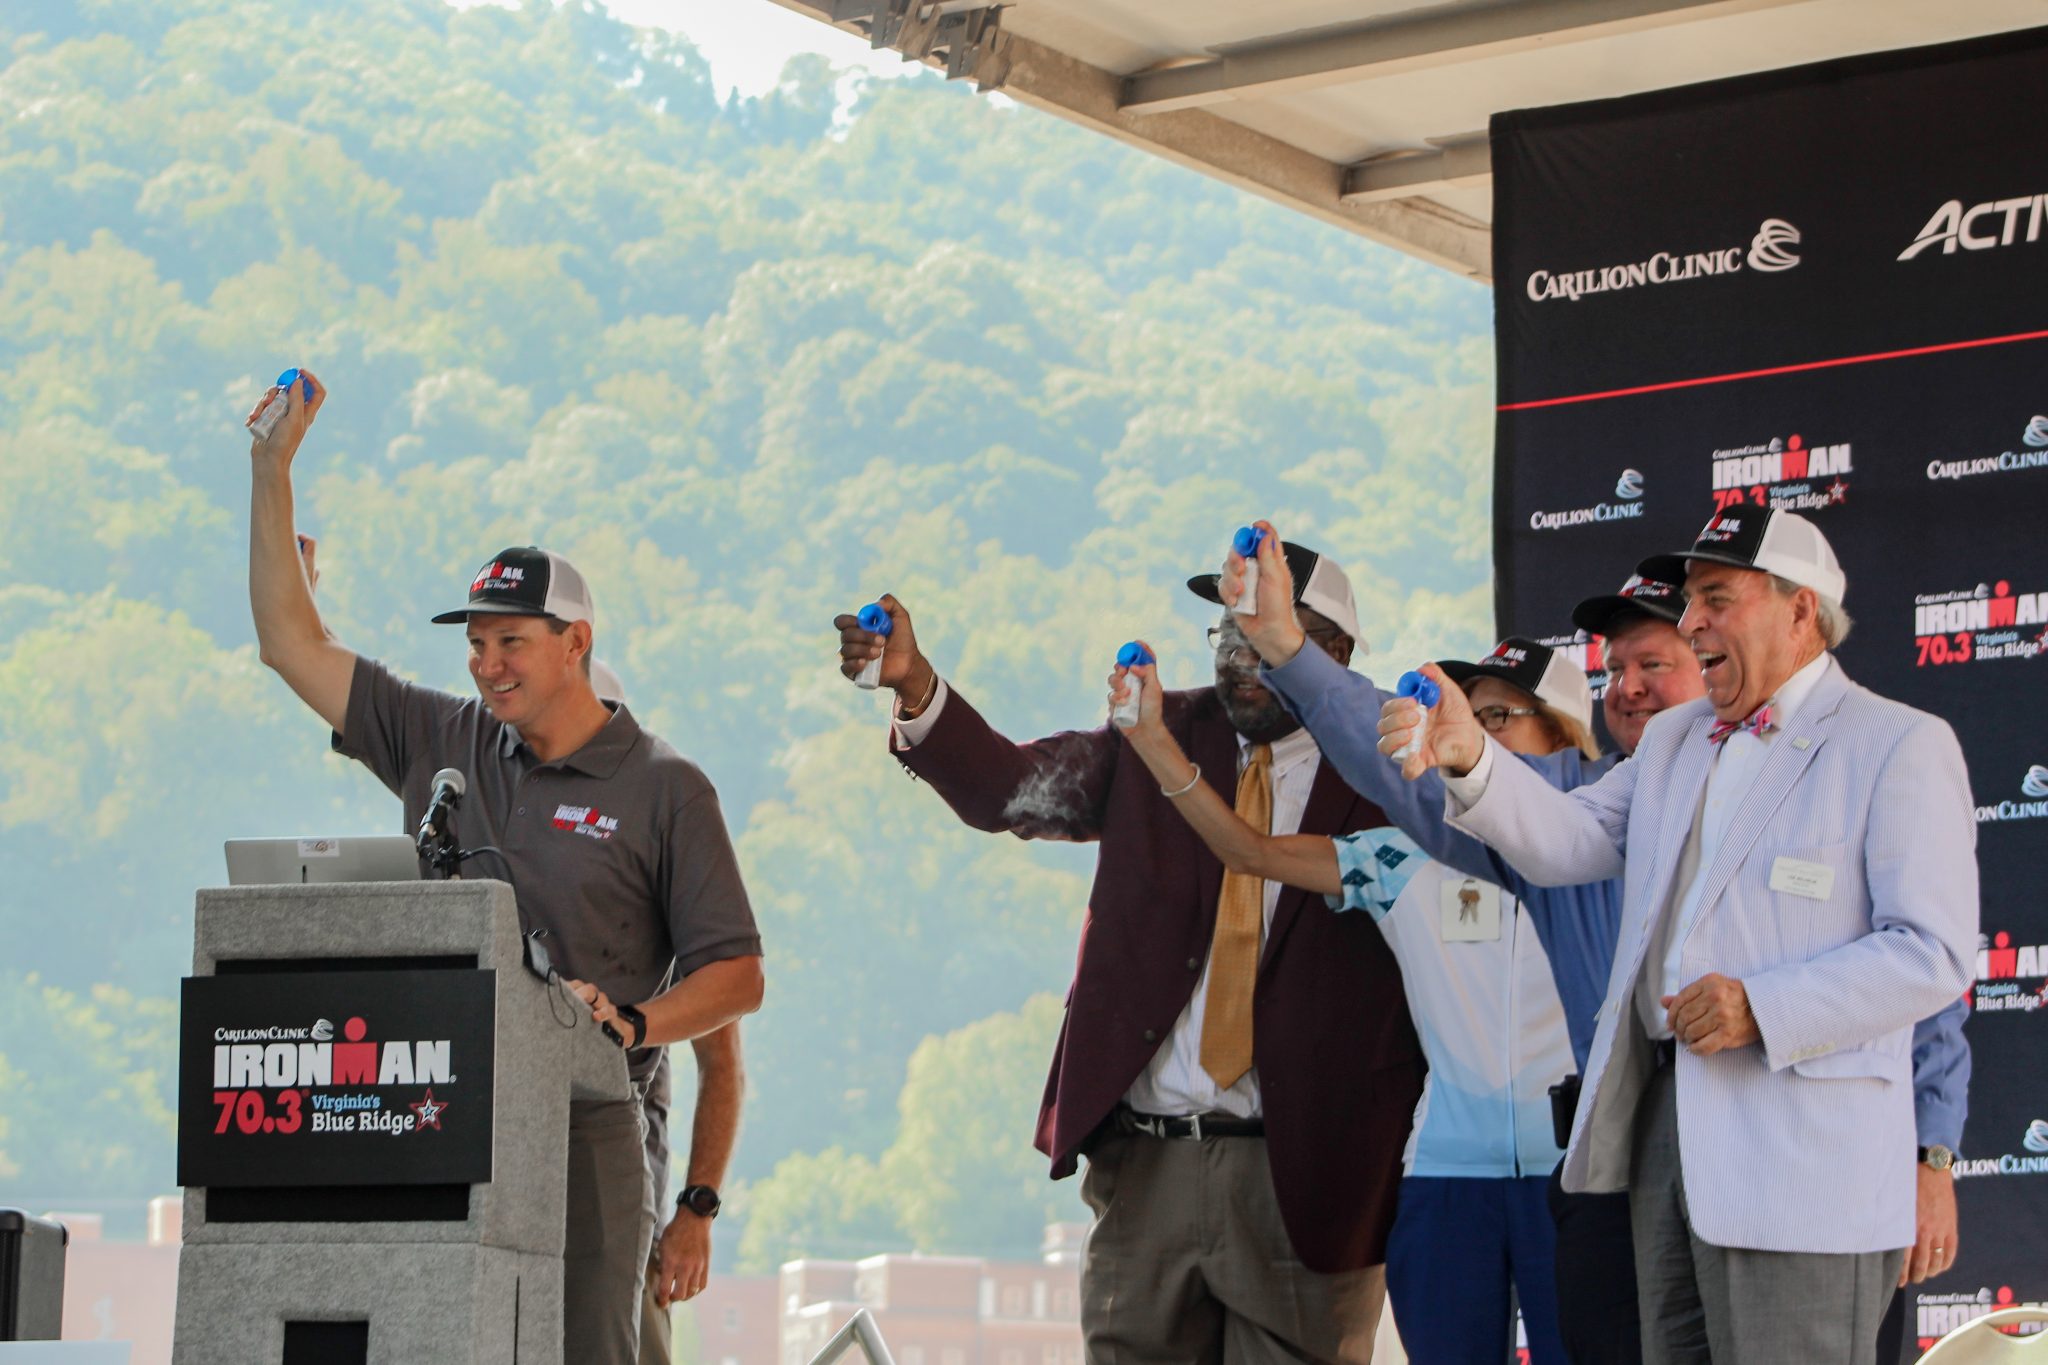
[1199,742,1272,1090]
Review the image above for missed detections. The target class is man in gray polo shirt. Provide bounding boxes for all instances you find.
[244,371,764,1365]
[297,533,745,1360]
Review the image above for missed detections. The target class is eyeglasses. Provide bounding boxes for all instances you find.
[1474,705,1541,732]
[1205,626,1347,667]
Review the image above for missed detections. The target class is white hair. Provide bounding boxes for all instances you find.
[1769,574,1853,648]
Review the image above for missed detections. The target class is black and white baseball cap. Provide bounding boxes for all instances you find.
[1638,508,1846,605]
[1571,573,1688,639]
[431,546,597,626]
[1187,540,1364,648]
[1437,636,1594,735]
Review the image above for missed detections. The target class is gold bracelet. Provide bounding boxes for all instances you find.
[897,668,939,720]
[1160,764,1202,799]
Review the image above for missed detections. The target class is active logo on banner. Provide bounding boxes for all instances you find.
[1911,580,2048,667]
[1913,1287,2048,1349]
[1925,416,2048,482]
[1974,930,2048,1014]
[1898,191,2048,260]
[1524,218,1800,302]
[1710,433,1853,513]
[1528,469,1649,532]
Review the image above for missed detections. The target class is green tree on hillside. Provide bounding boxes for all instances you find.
[0,0,1492,1262]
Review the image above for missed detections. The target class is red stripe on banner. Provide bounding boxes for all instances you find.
[1497,327,2048,411]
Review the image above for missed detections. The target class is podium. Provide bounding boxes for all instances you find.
[170,881,629,1365]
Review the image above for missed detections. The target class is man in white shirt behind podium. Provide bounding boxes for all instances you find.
[1378,508,1977,1365]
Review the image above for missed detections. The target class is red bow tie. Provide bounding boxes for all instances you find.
[1707,704,1775,746]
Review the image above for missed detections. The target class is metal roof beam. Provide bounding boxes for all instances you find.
[993,32,1492,277]
[1343,135,1492,203]
[1120,0,1815,114]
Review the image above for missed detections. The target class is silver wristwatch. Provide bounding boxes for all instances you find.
[1918,1144,1956,1171]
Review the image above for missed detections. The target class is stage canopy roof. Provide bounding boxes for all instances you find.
[765,0,2046,281]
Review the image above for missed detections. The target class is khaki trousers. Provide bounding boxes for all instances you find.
[638,1055,674,1365]
[1080,1130,1385,1364]
[565,1096,657,1365]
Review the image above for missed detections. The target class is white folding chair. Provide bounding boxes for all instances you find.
[805,1307,898,1365]
[1917,1307,2048,1364]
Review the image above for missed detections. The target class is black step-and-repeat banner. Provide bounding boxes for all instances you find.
[178,969,496,1188]
[1491,26,2048,1356]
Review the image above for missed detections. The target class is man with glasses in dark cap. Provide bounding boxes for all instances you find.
[834,542,1417,1364]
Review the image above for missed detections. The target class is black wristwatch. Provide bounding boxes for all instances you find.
[677,1184,721,1219]
[602,1002,648,1051]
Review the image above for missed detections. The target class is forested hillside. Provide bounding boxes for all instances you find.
[0,0,1492,1266]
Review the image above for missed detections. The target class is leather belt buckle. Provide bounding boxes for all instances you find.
[1186,1112,1203,1142]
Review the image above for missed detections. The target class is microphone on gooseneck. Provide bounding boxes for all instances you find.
[417,767,467,864]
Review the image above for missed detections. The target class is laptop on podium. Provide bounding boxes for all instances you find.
[223,836,419,886]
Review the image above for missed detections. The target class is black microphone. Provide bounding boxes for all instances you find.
[417,767,466,861]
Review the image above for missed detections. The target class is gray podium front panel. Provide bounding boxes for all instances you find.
[172,881,629,1365]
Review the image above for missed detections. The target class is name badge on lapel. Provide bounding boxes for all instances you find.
[1440,877,1501,941]
[1769,856,1836,901]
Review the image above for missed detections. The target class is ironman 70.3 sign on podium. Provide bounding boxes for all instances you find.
[171,879,629,1365]
[180,969,496,1189]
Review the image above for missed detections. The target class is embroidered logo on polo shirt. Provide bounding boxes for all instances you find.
[552,803,619,840]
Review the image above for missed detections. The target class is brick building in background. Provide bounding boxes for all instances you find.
[54,1198,181,1364]
[778,1223,1086,1365]
[691,1270,782,1364]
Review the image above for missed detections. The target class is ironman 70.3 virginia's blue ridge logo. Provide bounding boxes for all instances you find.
[1973,926,2048,1015]
[180,969,494,1189]
[1912,580,2048,668]
[1913,1287,2048,1347]
[1710,433,1853,514]
[211,1014,456,1136]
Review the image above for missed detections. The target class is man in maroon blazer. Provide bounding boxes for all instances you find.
[836,544,1422,1363]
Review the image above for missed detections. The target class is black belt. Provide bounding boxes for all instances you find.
[1115,1105,1264,1141]
[1653,1038,1679,1069]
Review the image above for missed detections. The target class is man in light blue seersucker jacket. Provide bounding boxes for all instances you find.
[1386,508,1976,1365]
